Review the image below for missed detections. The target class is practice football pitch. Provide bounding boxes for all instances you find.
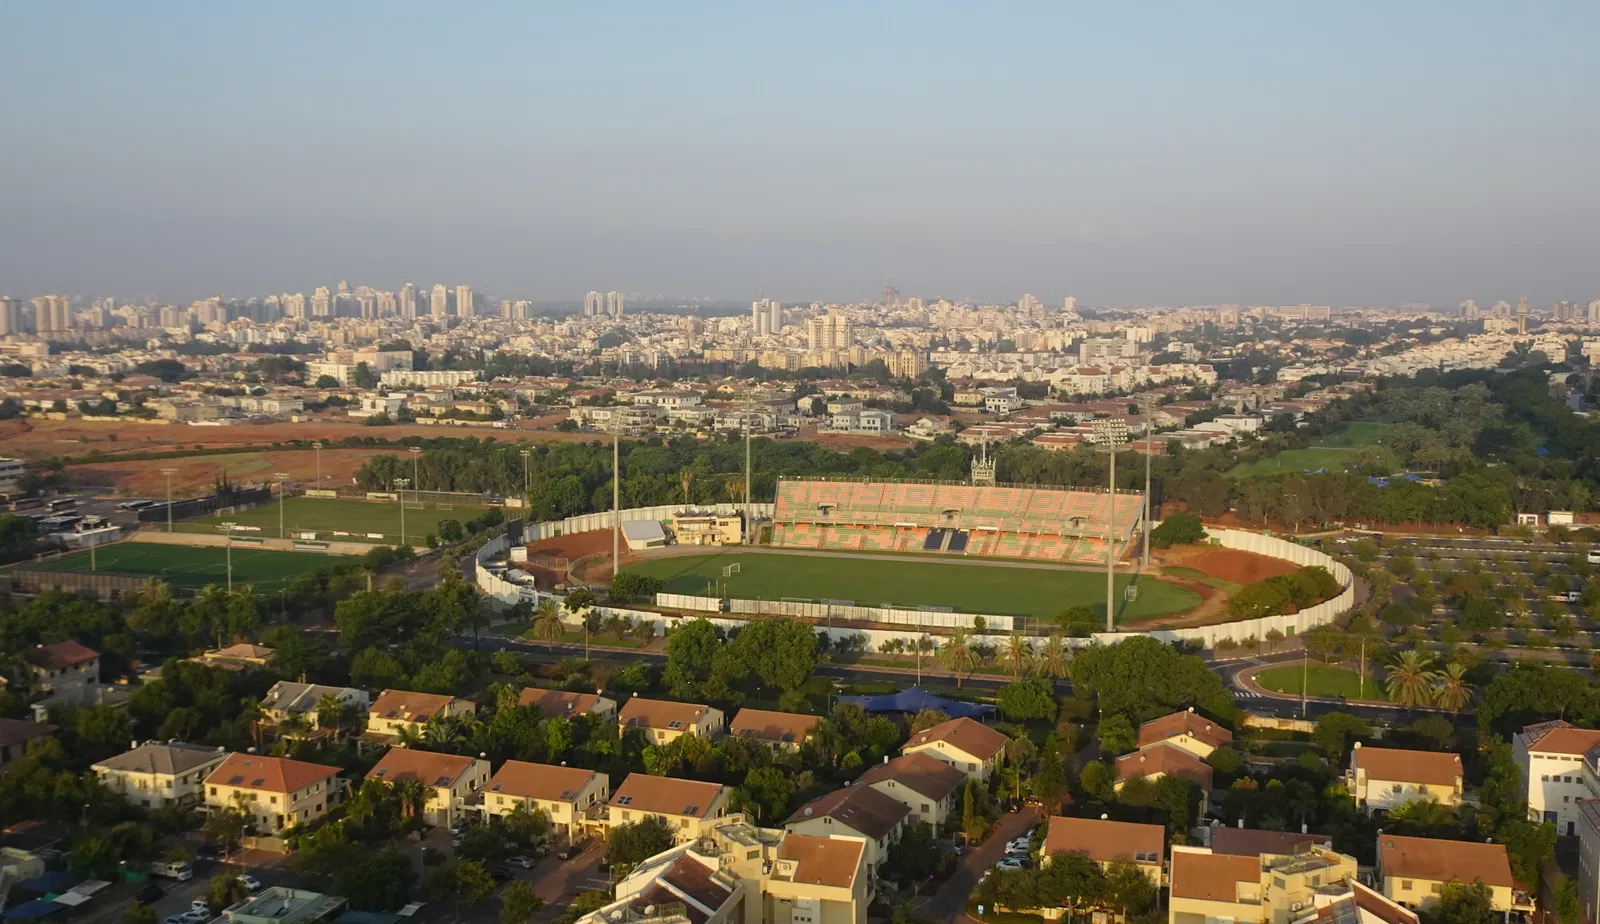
[31,542,352,592]
[178,496,489,544]
[624,550,1202,623]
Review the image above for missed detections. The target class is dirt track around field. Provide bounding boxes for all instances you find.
[1159,544,1300,584]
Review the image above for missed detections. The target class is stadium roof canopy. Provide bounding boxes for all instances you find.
[836,685,995,719]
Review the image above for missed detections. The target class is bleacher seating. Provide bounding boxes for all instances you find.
[769,478,1143,563]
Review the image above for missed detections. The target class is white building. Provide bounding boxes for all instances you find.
[1514,720,1600,837]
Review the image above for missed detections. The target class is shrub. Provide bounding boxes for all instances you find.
[1151,514,1207,548]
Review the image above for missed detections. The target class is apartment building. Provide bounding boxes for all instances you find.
[0,718,55,769]
[1169,844,1358,924]
[901,717,1008,783]
[365,747,490,828]
[729,709,821,754]
[1513,720,1600,836]
[1346,745,1463,815]
[94,741,228,809]
[608,774,733,842]
[484,761,610,836]
[618,698,725,745]
[519,688,619,724]
[204,753,344,835]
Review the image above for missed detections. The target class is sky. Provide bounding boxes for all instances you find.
[1,1,1597,307]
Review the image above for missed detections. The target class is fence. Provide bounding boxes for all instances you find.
[10,568,163,598]
[721,597,1014,631]
[332,488,501,507]
[136,487,274,523]
[524,503,775,542]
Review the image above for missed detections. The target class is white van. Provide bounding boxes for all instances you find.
[148,860,194,881]
[1588,550,1600,565]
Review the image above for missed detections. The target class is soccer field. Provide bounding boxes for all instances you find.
[179,496,490,544]
[33,542,352,592]
[624,550,1202,623]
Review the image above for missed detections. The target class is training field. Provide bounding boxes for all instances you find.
[1228,422,1399,479]
[624,550,1201,624]
[32,541,351,592]
[179,496,489,544]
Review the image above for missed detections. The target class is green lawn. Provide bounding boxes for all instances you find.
[1319,421,1395,447]
[179,496,489,544]
[31,541,352,593]
[1162,565,1243,595]
[624,550,1202,623]
[1254,662,1388,702]
[1228,422,1398,479]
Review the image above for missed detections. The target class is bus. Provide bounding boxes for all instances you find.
[47,498,77,513]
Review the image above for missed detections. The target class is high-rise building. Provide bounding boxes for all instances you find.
[430,285,449,317]
[456,285,475,318]
[1017,294,1041,314]
[0,297,21,336]
[31,295,72,332]
[1063,296,1078,316]
[752,298,782,335]
[806,311,853,350]
[1459,300,1480,320]
[399,283,417,319]
[311,286,332,318]
[1517,297,1529,336]
[1589,300,1600,324]
[606,291,625,320]
[583,291,604,317]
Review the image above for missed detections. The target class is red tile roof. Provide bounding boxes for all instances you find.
[1378,834,1513,888]
[1043,816,1165,865]
[857,752,967,803]
[27,641,99,671]
[904,717,1008,762]
[370,689,460,723]
[1138,710,1232,751]
[1170,850,1260,902]
[729,709,820,745]
[487,760,602,803]
[776,834,864,889]
[365,747,478,788]
[1115,744,1215,789]
[785,784,910,840]
[1353,746,1462,787]
[518,689,609,719]
[619,697,714,732]
[609,773,728,818]
[205,752,340,794]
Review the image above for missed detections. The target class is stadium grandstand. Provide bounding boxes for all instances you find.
[770,477,1144,564]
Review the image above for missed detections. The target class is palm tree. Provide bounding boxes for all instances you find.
[1388,797,1455,835]
[396,778,428,821]
[1433,662,1473,713]
[680,470,694,506]
[315,692,345,735]
[238,696,264,747]
[1385,650,1439,709]
[1036,635,1070,678]
[1003,634,1034,679]
[531,598,564,651]
[939,629,980,689]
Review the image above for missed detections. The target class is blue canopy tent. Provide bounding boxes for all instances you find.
[835,685,995,720]
[3,901,65,921]
[13,873,77,897]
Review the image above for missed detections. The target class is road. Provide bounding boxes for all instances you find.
[924,806,1041,923]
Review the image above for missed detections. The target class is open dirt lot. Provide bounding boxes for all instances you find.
[68,448,375,496]
[1159,543,1300,584]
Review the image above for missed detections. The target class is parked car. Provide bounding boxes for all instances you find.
[182,910,211,924]
[165,916,190,924]
[558,840,587,861]
[238,874,262,892]
[135,884,164,904]
[507,856,537,869]
[996,859,1027,872]
[191,901,211,914]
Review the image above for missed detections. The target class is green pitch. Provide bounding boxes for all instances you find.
[625,550,1201,624]
[32,542,352,593]
[179,496,488,544]
[1228,422,1399,479]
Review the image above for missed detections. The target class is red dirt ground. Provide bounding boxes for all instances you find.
[520,530,631,587]
[1159,543,1300,584]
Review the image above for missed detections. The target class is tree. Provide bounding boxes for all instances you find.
[882,821,938,885]
[997,677,1056,722]
[606,816,676,871]
[124,904,157,924]
[1070,635,1234,723]
[1078,761,1115,803]
[1002,634,1034,679]
[1552,875,1582,924]
[1385,650,1439,709]
[1096,715,1136,755]
[207,873,248,912]
[736,767,795,824]
[908,708,950,734]
[1050,605,1099,637]
[1037,636,1071,678]
[1433,662,1473,713]
[423,860,496,922]
[1429,881,1499,924]
[1150,514,1206,547]
[663,618,719,699]
[529,598,565,649]
[938,628,980,688]
[1311,712,1369,761]
[500,881,543,924]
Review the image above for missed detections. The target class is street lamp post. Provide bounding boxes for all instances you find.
[313,441,323,489]
[520,449,531,504]
[612,426,621,577]
[161,468,177,533]
[395,479,409,548]
[274,472,289,539]
[409,446,422,496]
[1140,396,1156,568]
[220,522,236,592]
[1093,420,1131,633]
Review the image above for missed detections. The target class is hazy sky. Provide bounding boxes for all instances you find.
[2,2,1597,306]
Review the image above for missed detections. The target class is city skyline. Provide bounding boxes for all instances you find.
[1,2,1597,304]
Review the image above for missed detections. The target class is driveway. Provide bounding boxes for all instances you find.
[924,804,1041,922]
[529,838,608,906]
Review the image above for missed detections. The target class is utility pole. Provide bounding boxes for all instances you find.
[1141,396,1156,568]
[220,522,236,592]
[410,446,422,496]
[313,441,323,489]
[1301,653,1308,717]
[396,479,409,547]
[520,449,531,505]
[612,426,620,577]
[744,415,752,544]
[274,472,289,539]
[1093,420,1130,633]
[161,468,177,533]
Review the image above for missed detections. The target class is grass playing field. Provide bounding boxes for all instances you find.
[1254,662,1387,701]
[624,550,1202,623]
[32,541,352,592]
[1228,422,1399,479]
[178,496,489,544]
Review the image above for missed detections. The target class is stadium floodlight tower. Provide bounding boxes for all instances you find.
[395,478,409,547]
[161,467,177,533]
[1092,418,1131,633]
[274,472,290,539]
[1139,396,1158,567]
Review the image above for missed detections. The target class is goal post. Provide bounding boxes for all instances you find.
[722,563,741,577]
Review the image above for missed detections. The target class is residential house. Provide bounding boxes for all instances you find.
[729,709,820,754]
[93,741,228,809]
[608,774,733,842]
[25,640,99,703]
[484,761,610,836]
[192,643,275,672]
[1513,720,1600,836]
[204,753,344,835]
[1375,834,1527,914]
[0,718,54,769]
[1347,744,1463,814]
[1206,825,1332,857]
[1139,709,1233,760]
[518,688,618,723]
[1115,745,1215,792]
[364,747,490,828]
[261,682,370,732]
[1042,816,1165,885]
[618,698,725,745]
[785,783,911,880]
[901,717,1008,783]
[367,689,476,742]
[856,752,967,829]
